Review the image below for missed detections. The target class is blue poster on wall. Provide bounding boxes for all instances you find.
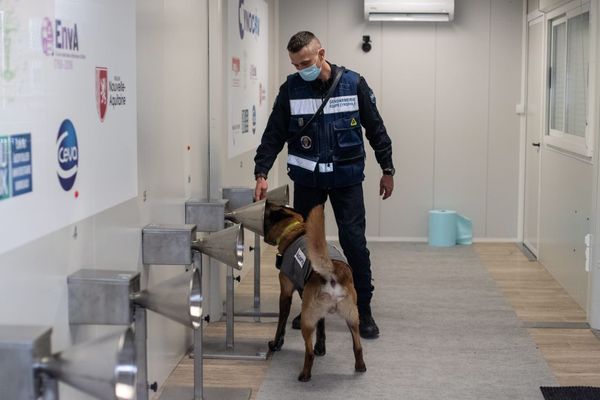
[10,133,32,197]
[0,133,33,201]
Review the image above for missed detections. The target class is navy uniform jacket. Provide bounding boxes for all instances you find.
[254,63,393,188]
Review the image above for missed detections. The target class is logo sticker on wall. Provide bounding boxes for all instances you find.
[252,105,257,134]
[95,67,128,122]
[232,57,241,88]
[241,109,249,134]
[259,83,266,106]
[96,67,108,122]
[56,119,78,191]
[41,17,86,70]
[238,0,260,40]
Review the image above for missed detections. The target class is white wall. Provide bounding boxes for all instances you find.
[0,1,210,398]
[217,0,281,191]
[276,0,523,240]
[538,150,591,308]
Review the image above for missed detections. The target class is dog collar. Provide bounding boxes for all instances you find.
[275,220,302,247]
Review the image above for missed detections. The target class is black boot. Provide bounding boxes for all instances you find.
[359,306,379,339]
[291,313,301,330]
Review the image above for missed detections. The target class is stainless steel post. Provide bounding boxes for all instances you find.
[193,327,203,400]
[40,374,59,400]
[226,266,234,350]
[253,233,261,323]
[134,305,149,400]
[193,251,204,400]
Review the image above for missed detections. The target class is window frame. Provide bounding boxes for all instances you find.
[545,2,593,158]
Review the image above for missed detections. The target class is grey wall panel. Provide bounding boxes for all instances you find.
[528,0,540,14]
[326,0,383,237]
[380,24,436,238]
[434,0,491,237]
[277,0,523,240]
[278,0,329,81]
[539,149,591,308]
[486,0,522,238]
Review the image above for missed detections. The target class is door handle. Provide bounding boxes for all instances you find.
[532,142,540,148]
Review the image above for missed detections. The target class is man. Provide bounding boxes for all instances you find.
[254,31,394,339]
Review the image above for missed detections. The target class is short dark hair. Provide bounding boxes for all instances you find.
[287,31,319,53]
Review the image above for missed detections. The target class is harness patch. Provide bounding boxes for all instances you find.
[294,248,306,268]
[350,118,358,127]
[300,136,312,149]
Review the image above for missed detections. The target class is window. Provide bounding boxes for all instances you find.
[547,6,591,156]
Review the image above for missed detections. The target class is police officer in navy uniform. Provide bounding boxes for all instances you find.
[254,31,394,339]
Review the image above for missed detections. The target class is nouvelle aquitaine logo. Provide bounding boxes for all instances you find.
[96,67,108,122]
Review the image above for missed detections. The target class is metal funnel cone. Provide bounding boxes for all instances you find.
[39,327,137,400]
[266,185,289,206]
[192,223,244,270]
[225,199,266,236]
[132,269,203,329]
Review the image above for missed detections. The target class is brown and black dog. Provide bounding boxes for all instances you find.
[264,203,366,382]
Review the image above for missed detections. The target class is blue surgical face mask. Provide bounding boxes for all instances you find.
[299,61,321,81]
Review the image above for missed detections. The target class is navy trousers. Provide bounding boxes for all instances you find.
[293,183,374,312]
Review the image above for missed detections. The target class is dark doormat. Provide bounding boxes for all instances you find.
[541,386,600,400]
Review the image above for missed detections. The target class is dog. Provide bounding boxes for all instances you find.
[264,202,366,382]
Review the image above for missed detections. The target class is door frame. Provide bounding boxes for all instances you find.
[519,7,545,257]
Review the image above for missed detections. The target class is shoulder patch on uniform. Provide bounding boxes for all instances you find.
[294,248,306,268]
[350,118,358,127]
[369,91,376,105]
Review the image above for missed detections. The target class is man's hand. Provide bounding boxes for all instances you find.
[255,177,268,201]
[380,175,394,200]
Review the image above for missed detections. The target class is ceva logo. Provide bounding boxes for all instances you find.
[56,119,78,191]
[238,0,260,40]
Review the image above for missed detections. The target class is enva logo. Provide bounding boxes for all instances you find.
[238,0,260,40]
[56,119,78,191]
[41,17,80,56]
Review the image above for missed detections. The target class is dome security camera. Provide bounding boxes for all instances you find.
[362,35,372,53]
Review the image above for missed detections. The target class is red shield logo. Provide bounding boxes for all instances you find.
[96,67,108,122]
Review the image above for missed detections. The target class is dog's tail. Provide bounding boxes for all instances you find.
[305,205,334,278]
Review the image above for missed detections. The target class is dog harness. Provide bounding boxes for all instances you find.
[277,235,347,291]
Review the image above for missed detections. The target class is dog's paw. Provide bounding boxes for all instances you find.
[314,342,326,356]
[268,337,284,352]
[298,372,312,382]
[355,362,367,373]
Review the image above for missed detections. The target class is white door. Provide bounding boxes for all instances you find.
[523,17,544,256]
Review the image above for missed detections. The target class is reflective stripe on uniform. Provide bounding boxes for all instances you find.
[318,163,334,173]
[290,95,359,116]
[287,154,317,171]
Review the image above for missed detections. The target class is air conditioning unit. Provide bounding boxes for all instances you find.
[364,0,454,22]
